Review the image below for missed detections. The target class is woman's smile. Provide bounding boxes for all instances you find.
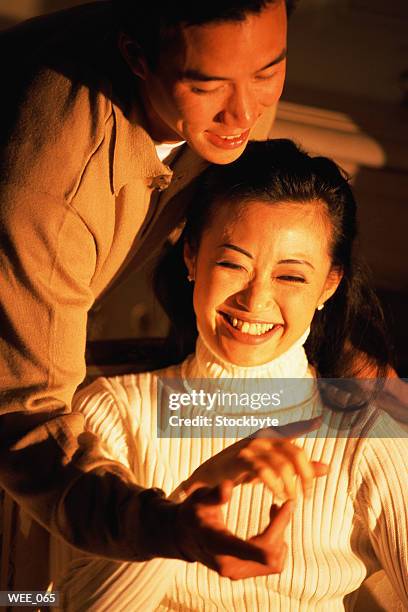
[218,311,284,345]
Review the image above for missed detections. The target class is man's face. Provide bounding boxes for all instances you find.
[134,2,287,164]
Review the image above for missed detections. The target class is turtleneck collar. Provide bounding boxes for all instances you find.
[187,329,312,380]
[179,330,321,425]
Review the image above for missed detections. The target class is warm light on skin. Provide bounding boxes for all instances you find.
[184,200,342,366]
[120,2,287,164]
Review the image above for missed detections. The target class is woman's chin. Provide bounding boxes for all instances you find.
[214,327,285,367]
[199,321,286,366]
[216,341,283,368]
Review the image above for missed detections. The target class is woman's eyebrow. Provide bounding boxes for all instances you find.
[278,258,315,270]
[220,243,253,259]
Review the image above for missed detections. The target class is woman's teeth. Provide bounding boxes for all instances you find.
[228,316,274,336]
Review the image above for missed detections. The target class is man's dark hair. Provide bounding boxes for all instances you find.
[114,1,294,68]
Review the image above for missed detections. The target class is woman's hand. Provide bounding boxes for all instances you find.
[181,417,328,500]
[175,481,293,579]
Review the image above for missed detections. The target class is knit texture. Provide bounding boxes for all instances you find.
[57,335,408,611]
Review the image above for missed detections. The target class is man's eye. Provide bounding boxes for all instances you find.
[216,261,244,270]
[255,71,276,81]
[191,86,219,95]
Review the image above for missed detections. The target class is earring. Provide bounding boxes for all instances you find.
[187,273,194,282]
[317,304,324,311]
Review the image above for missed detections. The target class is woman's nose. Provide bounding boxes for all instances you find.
[235,278,275,314]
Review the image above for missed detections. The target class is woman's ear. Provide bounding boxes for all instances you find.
[118,32,149,80]
[183,241,196,282]
[318,267,343,308]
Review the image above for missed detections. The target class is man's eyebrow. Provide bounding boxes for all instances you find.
[256,48,287,73]
[220,243,253,259]
[181,48,287,82]
[278,258,315,270]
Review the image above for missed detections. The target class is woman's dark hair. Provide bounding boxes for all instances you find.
[114,0,294,69]
[153,139,391,379]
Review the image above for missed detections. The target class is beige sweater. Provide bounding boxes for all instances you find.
[56,336,408,611]
[0,1,278,552]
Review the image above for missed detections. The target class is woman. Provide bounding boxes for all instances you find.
[56,140,407,610]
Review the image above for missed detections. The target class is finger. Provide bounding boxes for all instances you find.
[261,452,297,499]
[278,445,315,496]
[276,416,322,440]
[254,417,322,441]
[201,525,268,565]
[312,461,329,477]
[268,503,282,522]
[266,540,287,572]
[258,500,293,545]
[273,461,296,499]
[242,446,297,499]
[214,540,287,579]
[192,480,234,506]
[257,463,286,498]
[217,480,234,504]
[182,488,271,567]
[240,448,286,497]
[223,540,287,579]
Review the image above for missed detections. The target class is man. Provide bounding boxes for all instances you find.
[0,0,302,575]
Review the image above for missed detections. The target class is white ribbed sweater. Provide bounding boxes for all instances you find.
[56,336,408,611]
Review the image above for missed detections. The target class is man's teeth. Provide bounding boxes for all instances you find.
[229,316,274,335]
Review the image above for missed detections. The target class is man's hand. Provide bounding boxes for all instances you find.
[182,417,328,501]
[175,481,293,579]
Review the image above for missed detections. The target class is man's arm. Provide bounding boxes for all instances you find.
[0,76,284,565]
[0,54,177,560]
[0,176,185,561]
[0,174,144,554]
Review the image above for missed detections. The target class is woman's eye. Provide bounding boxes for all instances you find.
[278,275,306,283]
[216,261,244,270]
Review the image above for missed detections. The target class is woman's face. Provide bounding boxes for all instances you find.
[184,199,342,366]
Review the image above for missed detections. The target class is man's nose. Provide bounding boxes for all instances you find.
[235,278,275,314]
[218,83,259,129]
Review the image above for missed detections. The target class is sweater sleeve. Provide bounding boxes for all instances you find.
[353,416,408,604]
[0,60,182,562]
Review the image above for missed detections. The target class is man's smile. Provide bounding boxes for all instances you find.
[205,129,250,149]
